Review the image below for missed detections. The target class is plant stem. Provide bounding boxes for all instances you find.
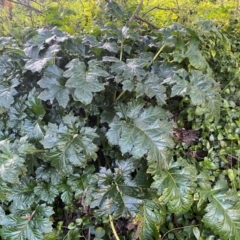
[135,16,159,29]
[109,214,120,240]
[113,90,117,101]
[161,224,199,239]
[120,39,124,61]
[128,0,144,24]
[116,89,126,101]
[148,43,166,67]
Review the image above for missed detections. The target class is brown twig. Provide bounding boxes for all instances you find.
[128,0,143,23]
[135,15,159,29]
[8,0,42,14]
[142,6,178,17]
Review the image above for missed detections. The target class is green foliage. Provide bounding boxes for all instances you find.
[91,159,145,218]
[0,204,53,240]
[152,159,197,214]
[0,3,240,239]
[202,178,240,240]
[137,200,166,240]
[106,101,174,170]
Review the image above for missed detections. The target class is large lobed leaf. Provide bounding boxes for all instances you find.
[0,137,35,184]
[63,59,108,105]
[137,200,166,240]
[151,159,197,214]
[0,78,20,109]
[0,204,53,240]
[136,73,167,105]
[59,165,98,205]
[20,89,46,140]
[201,178,240,240]
[40,114,99,173]
[91,159,147,218]
[38,65,70,108]
[106,100,174,170]
[164,69,221,123]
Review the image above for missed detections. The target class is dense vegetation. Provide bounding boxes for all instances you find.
[0,1,240,239]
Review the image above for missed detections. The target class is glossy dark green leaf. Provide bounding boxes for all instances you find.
[101,42,119,53]
[0,204,53,240]
[8,95,27,128]
[67,165,97,203]
[0,78,19,109]
[38,65,70,108]
[111,58,147,81]
[107,101,174,169]
[8,178,37,206]
[202,178,240,240]
[24,57,52,73]
[0,140,26,184]
[34,182,58,204]
[91,159,145,218]
[41,115,99,172]
[189,70,221,123]
[35,166,62,185]
[138,200,166,240]
[152,159,197,214]
[64,59,108,104]
[136,73,167,105]
[59,183,73,204]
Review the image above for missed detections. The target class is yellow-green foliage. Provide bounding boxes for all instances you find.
[0,0,239,36]
[0,0,99,36]
[132,0,239,27]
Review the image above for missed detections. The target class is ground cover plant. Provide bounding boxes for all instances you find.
[0,2,240,240]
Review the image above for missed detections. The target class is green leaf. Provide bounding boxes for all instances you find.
[63,59,108,104]
[59,183,73,204]
[171,73,189,97]
[185,40,208,71]
[0,78,19,109]
[35,166,62,185]
[136,73,167,105]
[202,179,240,240]
[38,65,70,108]
[34,182,58,204]
[110,58,147,81]
[163,69,189,97]
[24,44,59,73]
[25,88,46,118]
[19,89,45,139]
[101,42,119,53]
[0,140,26,184]
[41,115,99,172]
[107,101,174,169]
[67,165,97,203]
[8,178,37,206]
[24,57,52,73]
[95,227,105,238]
[0,204,53,240]
[8,95,27,128]
[64,228,81,240]
[189,70,221,123]
[0,54,15,80]
[91,159,145,218]
[152,159,197,214]
[138,200,166,240]
[21,119,45,140]
[193,227,200,240]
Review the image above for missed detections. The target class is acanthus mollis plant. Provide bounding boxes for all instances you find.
[0,18,239,240]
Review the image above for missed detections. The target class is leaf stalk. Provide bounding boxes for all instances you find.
[109,214,120,240]
[148,43,166,67]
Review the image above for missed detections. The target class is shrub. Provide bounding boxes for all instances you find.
[0,17,239,240]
